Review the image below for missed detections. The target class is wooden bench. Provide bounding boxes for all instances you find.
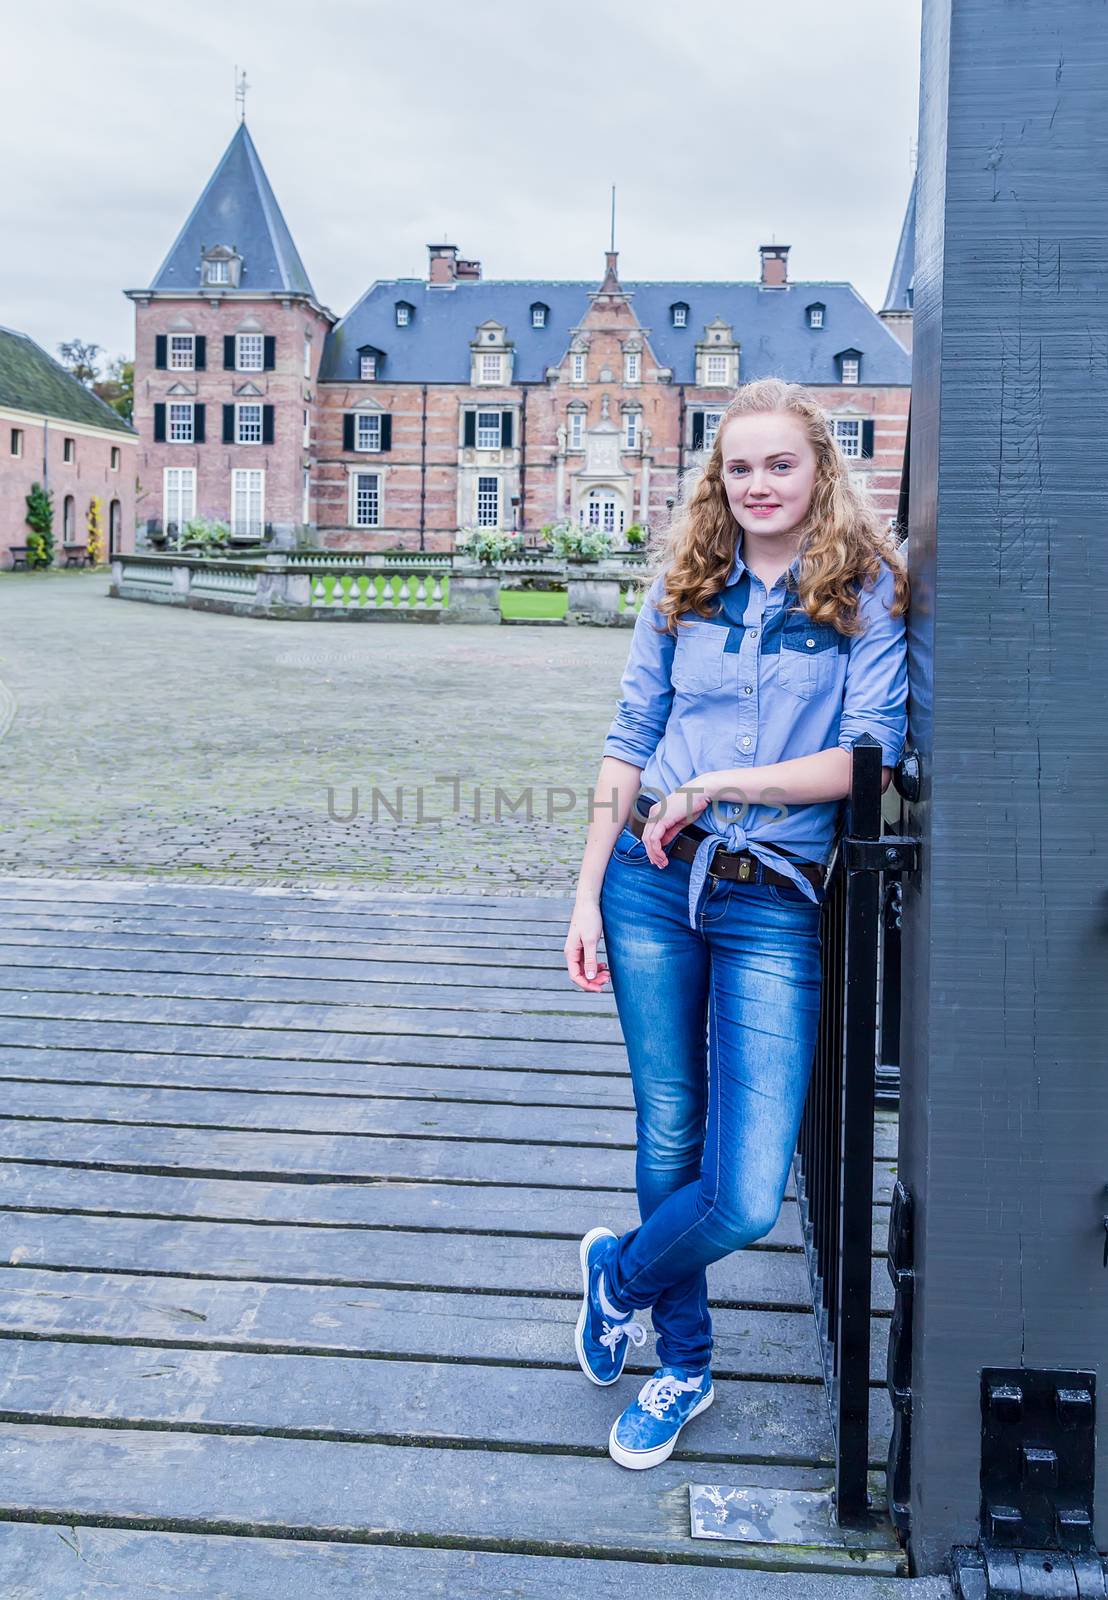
[7,546,30,570]
[61,544,89,568]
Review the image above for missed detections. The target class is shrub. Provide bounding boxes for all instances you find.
[86,496,104,566]
[25,483,55,568]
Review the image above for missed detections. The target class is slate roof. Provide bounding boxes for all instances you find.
[319,276,912,387]
[149,123,315,297]
[882,174,916,313]
[0,326,136,435]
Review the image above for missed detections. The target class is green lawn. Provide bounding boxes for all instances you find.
[498,588,568,620]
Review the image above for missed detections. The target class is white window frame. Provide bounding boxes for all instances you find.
[303,335,312,379]
[568,411,585,450]
[168,333,195,371]
[351,471,381,528]
[235,403,263,445]
[302,467,311,523]
[584,488,624,535]
[531,305,546,328]
[841,356,860,384]
[701,409,724,451]
[359,352,377,380]
[705,352,730,386]
[479,352,503,384]
[833,419,862,458]
[395,303,411,326]
[204,258,231,286]
[672,305,688,328]
[809,306,824,328]
[168,403,194,444]
[236,333,264,372]
[624,411,641,451]
[231,468,265,539]
[111,447,120,470]
[355,413,382,452]
[475,475,500,527]
[624,350,641,383]
[475,410,502,450]
[163,465,196,531]
[10,428,23,458]
[571,351,586,383]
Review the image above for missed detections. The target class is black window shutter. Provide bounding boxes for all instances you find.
[861,420,875,459]
[194,336,207,371]
[263,336,276,370]
[153,403,166,442]
[154,335,167,370]
[501,410,513,448]
[194,404,206,444]
[343,414,355,452]
[222,405,235,444]
[379,415,392,452]
[690,411,705,450]
[463,411,476,448]
[223,335,236,370]
[262,405,275,445]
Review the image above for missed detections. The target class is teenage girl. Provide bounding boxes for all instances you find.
[563,376,910,1469]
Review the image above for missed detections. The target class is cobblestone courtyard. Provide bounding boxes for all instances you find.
[0,572,632,896]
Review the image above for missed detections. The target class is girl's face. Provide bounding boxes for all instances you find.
[719,411,820,541]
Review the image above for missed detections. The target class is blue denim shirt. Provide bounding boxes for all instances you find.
[602,538,909,927]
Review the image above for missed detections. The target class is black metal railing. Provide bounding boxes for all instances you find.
[793,734,918,1525]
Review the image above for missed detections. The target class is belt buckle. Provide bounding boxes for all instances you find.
[736,855,753,882]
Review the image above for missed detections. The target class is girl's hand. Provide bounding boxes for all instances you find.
[640,786,712,867]
[565,899,611,991]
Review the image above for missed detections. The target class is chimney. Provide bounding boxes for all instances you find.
[759,244,790,287]
[428,243,482,284]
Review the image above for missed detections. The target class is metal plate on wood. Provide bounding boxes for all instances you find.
[689,1483,898,1558]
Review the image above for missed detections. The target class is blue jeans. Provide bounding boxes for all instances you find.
[598,817,823,1373]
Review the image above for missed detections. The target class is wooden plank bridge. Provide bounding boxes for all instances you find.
[0,876,951,1597]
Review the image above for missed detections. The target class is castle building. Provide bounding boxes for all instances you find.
[127,123,914,552]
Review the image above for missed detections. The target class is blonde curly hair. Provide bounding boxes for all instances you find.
[644,377,910,636]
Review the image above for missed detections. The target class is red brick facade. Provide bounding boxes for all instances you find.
[1,409,136,566]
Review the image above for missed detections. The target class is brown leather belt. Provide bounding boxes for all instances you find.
[627,802,826,894]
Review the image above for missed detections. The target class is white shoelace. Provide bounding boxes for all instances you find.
[598,1317,647,1354]
[636,1372,702,1419]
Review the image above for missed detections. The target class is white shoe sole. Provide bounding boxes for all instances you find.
[608,1385,715,1469]
[574,1225,621,1386]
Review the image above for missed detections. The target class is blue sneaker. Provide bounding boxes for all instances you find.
[608,1365,715,1469]
[574,1226,646,1386]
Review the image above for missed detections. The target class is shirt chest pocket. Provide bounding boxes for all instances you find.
[671,620,727,694]
[777,617,842,702]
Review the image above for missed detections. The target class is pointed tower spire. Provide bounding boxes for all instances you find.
[148,123,315,296]
[882,171,917,313]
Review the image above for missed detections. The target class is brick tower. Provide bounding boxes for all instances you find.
[125,122,334,546]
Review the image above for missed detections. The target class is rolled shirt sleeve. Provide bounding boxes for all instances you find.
[602,573,677,768]
[836,561,908,768]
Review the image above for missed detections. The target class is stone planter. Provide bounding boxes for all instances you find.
[446,561,501,624]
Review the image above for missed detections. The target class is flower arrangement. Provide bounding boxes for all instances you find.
[455,525,523,564]
[174,517,232,555]
[546,519,612,561]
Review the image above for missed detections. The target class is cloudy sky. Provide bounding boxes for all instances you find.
[1,0,922,365]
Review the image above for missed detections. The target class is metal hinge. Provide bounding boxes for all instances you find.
[845,833,920,875]
[952,1544,1107,1598]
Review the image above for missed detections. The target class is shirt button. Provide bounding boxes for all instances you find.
[748,627,758,637]
[743,685,753,695]
[806,638,815,648]
[741,735,752,748]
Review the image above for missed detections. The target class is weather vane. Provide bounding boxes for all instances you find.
[234,65,249,122]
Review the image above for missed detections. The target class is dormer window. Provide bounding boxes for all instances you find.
[479,352,503,384]
[807,302,825,329]
[200,244,242,289]
[671,302,689,328]
[395,302,414,327]
[836,348,862,385]
[531,303,549,328]
[205,259,230,285]
[360,353,377,380]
